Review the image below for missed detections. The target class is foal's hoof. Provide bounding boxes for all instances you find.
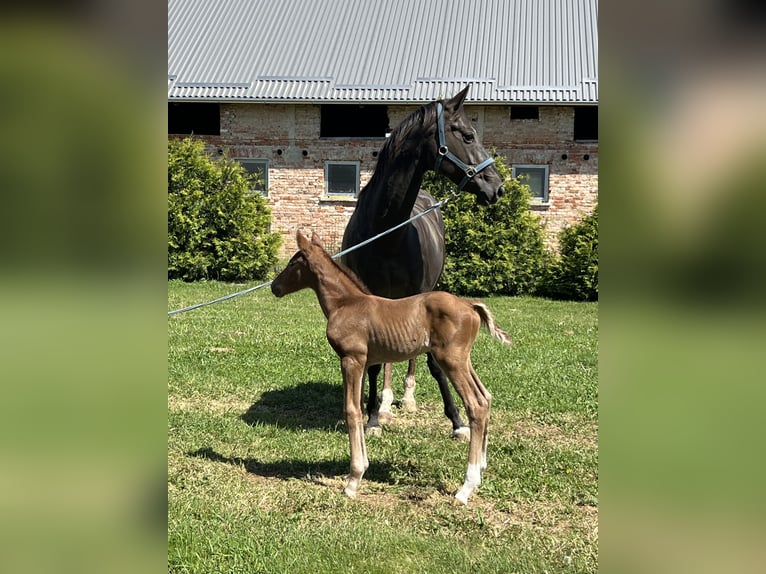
[453,492,469,506]
[365,425,382,437]
[451,426,471,441]
[344,486,358,499]
[400,398,417,413]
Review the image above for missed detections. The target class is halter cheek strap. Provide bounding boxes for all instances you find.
[434,102,496,190]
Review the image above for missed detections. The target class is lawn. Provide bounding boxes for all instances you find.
[168,280,598,573]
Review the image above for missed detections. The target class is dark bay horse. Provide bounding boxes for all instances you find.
[272,231,511,504]
[341,86,504,437]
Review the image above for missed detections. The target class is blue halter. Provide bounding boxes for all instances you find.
[433,101,496,190]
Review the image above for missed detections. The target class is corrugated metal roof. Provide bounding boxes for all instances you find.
[168,0,598,104]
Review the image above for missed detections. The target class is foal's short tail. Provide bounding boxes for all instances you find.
[472,302,512,346]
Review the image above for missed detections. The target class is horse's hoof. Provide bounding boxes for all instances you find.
[365,425,382,437]
[400,398,417,413]
[378,411,393,425]
[451,426,471,441]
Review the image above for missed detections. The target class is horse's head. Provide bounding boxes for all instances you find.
[432,86,504,204]
[271,231,319,297]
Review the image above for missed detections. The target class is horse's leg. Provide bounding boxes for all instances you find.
[400,358,417,412]
[432,353,491,505]
[377,363,394,425]
[426,353,470,440]
[342,355,369,499]
[365,364,383,437]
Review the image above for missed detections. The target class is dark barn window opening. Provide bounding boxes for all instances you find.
[168,102,221,135]
[320,104,389,138]
[510,105,539,120]
[574,106,598,141]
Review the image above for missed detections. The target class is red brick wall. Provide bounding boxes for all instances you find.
[193,102,597,257]
[482,106,598,247]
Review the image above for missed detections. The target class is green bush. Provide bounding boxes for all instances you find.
[424,156,552,296]
[168,137,281,281]
[542,206,598,301]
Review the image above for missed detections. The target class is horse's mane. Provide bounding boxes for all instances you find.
[362,101,438,195]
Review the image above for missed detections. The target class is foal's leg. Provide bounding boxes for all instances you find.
[400,358,418,412]
[470,364,492,470]
[365,364,383,437]
[432,354,491,505]
[377,363,395,425]
[426,353,470,440]
[342,355,369,499]
[455,376,491,505]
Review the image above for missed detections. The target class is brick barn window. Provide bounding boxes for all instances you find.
[574,106,598,141]
[234,159,269,196]
[168,102,220,135]
[512,165,550,203]
[320,105,389,138]
[325,161,359,197]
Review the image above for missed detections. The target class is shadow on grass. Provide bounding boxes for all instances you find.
[189,446,404,485]
[240,380,344,431]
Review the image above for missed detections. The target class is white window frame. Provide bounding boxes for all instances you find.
[234,158,269,196]
[512,164,550,203]
[324,161,360,198]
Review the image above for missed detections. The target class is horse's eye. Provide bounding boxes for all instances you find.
[462,132,475,144]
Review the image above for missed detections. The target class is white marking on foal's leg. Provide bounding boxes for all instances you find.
[455,462,482,505]
[344,421,369,499]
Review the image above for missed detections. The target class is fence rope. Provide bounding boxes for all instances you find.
[168,196,451,316]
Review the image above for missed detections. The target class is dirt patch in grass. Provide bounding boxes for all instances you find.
[340,483,597,548]
[509,417,598,451]
[169,394,252,414]
[367,402,597,452]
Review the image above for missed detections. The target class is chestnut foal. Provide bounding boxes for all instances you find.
[271,231,511,504]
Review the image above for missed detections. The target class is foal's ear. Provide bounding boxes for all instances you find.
[446,85,470,111]
[296,230,311,252]
[310,232,325,249]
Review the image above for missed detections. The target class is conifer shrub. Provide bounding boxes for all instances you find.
[168,137,281,281]
[541,206,598,301]
[424,156,552,296]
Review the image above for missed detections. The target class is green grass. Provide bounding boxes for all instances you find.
[168,281,598,573]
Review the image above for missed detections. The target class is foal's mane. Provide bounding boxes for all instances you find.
[312,243,373,295]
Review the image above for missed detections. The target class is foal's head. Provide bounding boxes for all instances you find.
[272,231,373,298]
[271,231,319,298]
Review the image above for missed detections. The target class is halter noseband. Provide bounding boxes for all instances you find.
[433,101,496,190]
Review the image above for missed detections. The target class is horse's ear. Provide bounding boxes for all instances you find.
[296,230,311,252]
[446,85,470,111]
[311,232,325,249]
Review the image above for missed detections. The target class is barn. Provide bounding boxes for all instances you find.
[168,0,598,256]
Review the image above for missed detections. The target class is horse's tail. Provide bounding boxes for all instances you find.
[472,302,512,346]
